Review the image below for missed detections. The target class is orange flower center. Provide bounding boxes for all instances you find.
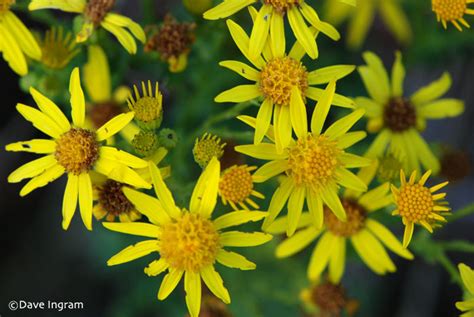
[260,56,308,106]
[0,0,14,13]
[219,165,254,204]
[432,0,467,21]
[325,199,367,237]
[396,183,435,223]
[264,0,299,13]
[55,128,99,175]
[159,212,220,272]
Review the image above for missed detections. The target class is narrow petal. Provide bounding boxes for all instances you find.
[252,160,288,183]
[102,163,151,189]
[308,65,355,85]
[107,240,159,265]
[408,129,440,174]
[326,109,365,140]
[216,249,256,270]
[225,19,264,68]
[358,65,389,104]
[276,227,320,258]
[215,85,261,103]
[190,157,220,218]
[366,219,413,259]
[201,265,231,304]
[235,143,287,160]
[299,2,340,41]
[287,186,306,236]
[311,81,335,135]
[308,232,335,280]
[96,112,135,141]
[28,0,85,12]
[262,177,295,229]
[335,168,368,192]
[410,72,452,106]
[101,146,148,168]
[78,173,93,230]
[20,164,64,196]
[391,51,405,97]
[69,67,85,127]
[379,0,412,45]
[213,211,267,230]
[62,174,78,230]
[307,190,324,229]
[158,268,184,300]
[362,52,390,98]
[0,24,27,76]
[254,99,274,144]
[219,231,272,247]
[237,115,276,141]
[354,97,382,118]
[306,87,354,108]
[123,187,171,225]
[203,0,256,20]
[351,231,387,274]
[184,271,201,317]
[290,87,308,140]
[7,155,56,183]
[270,12,285,58]
[249,4,272,60]
[103,13,146,43]
[328,236,345,283]
[346,0,375,49]
[101,21,137,54]
[459,263,474,294]
[147,162,180,218]
[337,131,367,149]
[418,99,464,119]
[16,104,63,138]
[84,45,111,103]
[144,259,168,277]
[219,60,259,81]
[103,222,160,238]
[402,222,414,248]
[339,153,372,168]
[3,12,41,60]
[288,7,318,59]
[30,87,70,132]
[6,139,56,154]
[321,185,346,221]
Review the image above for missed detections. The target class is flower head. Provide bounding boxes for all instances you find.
[145,15,196,73]
[29,0,146,54]
[324,0,412,49]
[236,81,371,236]
[204,0,342,60]
[391,170,450,248]
[38,26,79,69]
[456,263,474,315]
[216,17,355,151]
[356,51,464,174]
[127,81,164,130]
[432,0,474,31]
[267,161,413,282]
[104,158,272,317]
[193,133,226,168]
[5,67,150,230]
[218,165,264,210]
[0,0,41,75]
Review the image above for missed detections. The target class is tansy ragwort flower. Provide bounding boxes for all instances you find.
[193,133,226,168]
[203,0,347,60]
[236,81,371,236]
[356,51,464,174]
[218,164,264,210]
[432,0,474,31]
[37,26,80,70]
[5,68,150,230]
[391,170,450,248]
[216,17,355,151]
[324,0,411,49]
[267,162,413,282]
[104,158,272,317]
[0,0,41,75]
[456,263,474,316]
[28,0,146,54]
[83,45,138,142]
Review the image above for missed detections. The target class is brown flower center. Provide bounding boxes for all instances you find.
[311,282,347,315]
[89,101,123,129]
[260,56,308,106]
[0,0,15,14]
[98,180,134,216]
[264,0,299,13]
[383,97,417,132]
[55,128,99,175]
[85,0,115,25]
[325,199,367,237]
[440,150,472,182]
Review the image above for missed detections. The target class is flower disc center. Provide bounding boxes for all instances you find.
[325,199,367,237]
[98,180,134,216]
[383,97,417,132]
[397,183,434,223]
[85,0,115,25]
[432,0,467,21]
[264,0,300,13]
[55,128,99,175]
[219,165,254,204]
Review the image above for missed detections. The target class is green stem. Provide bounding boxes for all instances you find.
[448,203,474,223]
[437,252,463,288]
[439,240,474,253]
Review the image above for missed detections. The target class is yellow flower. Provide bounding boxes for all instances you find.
[432,0,474,31]
[356,51,464,174]
[5,67,150,231]
[38,26,80,69]
[104,158,272,317]
[267,162,413,282]
[0,0,41,75]
[236,81,371,236]
[127,80,164,131]
[28,0,146,54]
[216,17,355,151]
[391,169,450,248]
[218,164,264,210]
[456,263,474,316]
[83,45,138,142]
[193,133,226,168]
[204,1,345,60]
[324,0,412,49]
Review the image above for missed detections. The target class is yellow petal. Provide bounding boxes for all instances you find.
[78,172,93,230]
[255,98,274,144]
[69,67,85,127]
[7,155,56,183]
[308,232,335,280]
[402,221,414,248]
[289,86,308,140]
[328,236,345,283]
[459,263,474,294]
[337,131,367,149]
[358,65,389,104]
[203,0,256,20]
[107,240,159,266]
[365,219,413,259]
[101,21,137,54]
[219,60,259,81]
[418,99,464,119]
[190,157,220,218]
[213,211,267,230]
[62,174,78,230]
[3,12,41,60]
[410,72,452,106]
[391,51,405,97]
[215,84,261,103]
[287,7,318,59]
[84,45,111,103]
[335,168,368,192]
[200,265,230,304]
[252,159,287,183]
[276,226,320,258]
[325,108,365,139]
[262,177,294,229]
[308,65,355,85]
[311,81,336,135]
[321,184,346,221]
[6,139,56,154]
[346,0,375,49]
[96,112,135,141]
[148,161,180,218]
[225,19,264,68]
[184,271,202,317]
[144,259,168,277]
[379,0,412,44]
[100,146,148,168]
[16,103,63,138]
[0,24,27,76]
[235,143,287,160]
[287,185,306,236]
[30,87,70,132]
[270,11,285,58]
[249,4,272,60]
[307,190,324,229]
[216,249,256,270]
[299,2,340,41]
[19,164,64,196]
[123,187,171,225]
[103,222,160,238]
[104,13,146,43]
[219,231,272,247]
[158,268,184,300]
[28,0,86,12]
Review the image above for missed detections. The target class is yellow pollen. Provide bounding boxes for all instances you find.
[264,0,299,13]
[396,183,435,223]
[159,212,220,272]
[432,0,467,21]
[325,200,367,237]
[260,56,308,106]
[0,0,14,13]
[193,133,226,168]
[287,134,341,187]
[219,165,254,204]
[55,128,99,175]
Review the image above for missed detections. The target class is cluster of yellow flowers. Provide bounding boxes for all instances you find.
[2,0,474,316]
